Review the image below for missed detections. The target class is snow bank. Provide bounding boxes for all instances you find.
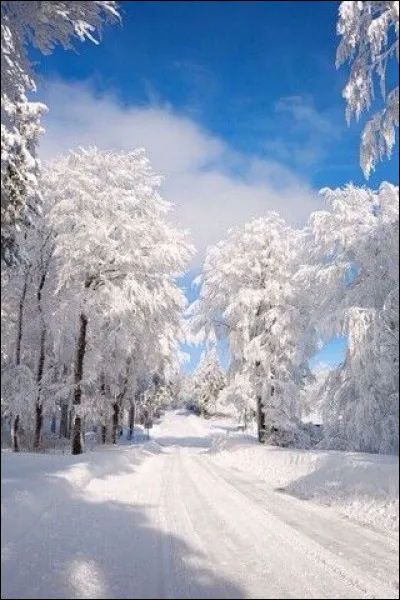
[1,439,163,494]
[208,430,399,534]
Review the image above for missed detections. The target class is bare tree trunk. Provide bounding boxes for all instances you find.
[59,404,68,437]
[72,313,88,455]
[99,375,107,443]
[51,413,56,434]
[58,364,69,438]
[11,415,20,452]
[34,328,46,448]
[72,419,82,455]
[127,403,135,440]
[254,357,265,443]
[67,409,72,438]
[12,275,28,452]
[257,396,266,443]
[112,359,130,444]
[34,403,43,449]
[112,402,119,444]
[34,266,48,449]
[72,420,83,455]
[16,275,28,366]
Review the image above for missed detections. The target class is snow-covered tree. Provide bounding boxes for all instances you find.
[188,349,226,417]
[218,370,255,428]
[305,183,399,453]
[1,146,192,453]
[192,214,312,444]
[336,1,399,177]
[43,147,193,454]
[301,364,331,424]
[1,1,119,263]
[1,365,35,451]
[1,198,57,450]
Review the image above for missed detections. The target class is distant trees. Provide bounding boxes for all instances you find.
[185,350,226,417]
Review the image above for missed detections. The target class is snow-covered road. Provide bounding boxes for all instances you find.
[1,411,399,599]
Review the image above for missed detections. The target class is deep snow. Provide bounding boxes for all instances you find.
[1,411,399,599]
[206,420,399,534]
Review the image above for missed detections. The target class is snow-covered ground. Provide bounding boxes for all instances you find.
[206,420,399,534]
[1,410,399,599]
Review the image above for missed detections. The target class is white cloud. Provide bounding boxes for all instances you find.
[39,81,322,262]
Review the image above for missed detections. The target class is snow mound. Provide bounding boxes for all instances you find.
[209,437,399,534]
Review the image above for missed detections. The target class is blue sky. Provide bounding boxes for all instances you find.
[32,1,398,372]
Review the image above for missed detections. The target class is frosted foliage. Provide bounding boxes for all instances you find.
[1,1,119,263]
[44,148,191,292]
[336,1,399,177]
[42,148,193,424]
[301,366,330,421]
[1,365,36,426]
[187,350,226,416]
[308,183,399,454]
[193,184,398,454]
[1,147,192,445]
[219,371,255,423]
[0,197,61,430]
[192,214,311,441]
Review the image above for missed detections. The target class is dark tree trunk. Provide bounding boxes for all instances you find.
[34,266,48,449]
[257,396,266,444]
[112,402,120,444]
[34,403,43,449]
[59,404,68,438]
[72,313,88,455]
[34,324,46,449]
[127,403,135,440]
[112,360,130,444]
[16,275,28,366]
[12,275,28,451]
[72,416,82,455]
[68,409,72,439]
[51,413,56,434]
[254,358,265,444]
[11,415,20,452]
[100,375,107,444]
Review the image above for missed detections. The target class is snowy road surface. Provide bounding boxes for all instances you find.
[1,411,399,599]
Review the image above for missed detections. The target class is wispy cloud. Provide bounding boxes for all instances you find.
[264,95,341,168]
[170,59,220,117]
[39,80,322,263]
[275,95,336,135]
[172,59,214,78]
